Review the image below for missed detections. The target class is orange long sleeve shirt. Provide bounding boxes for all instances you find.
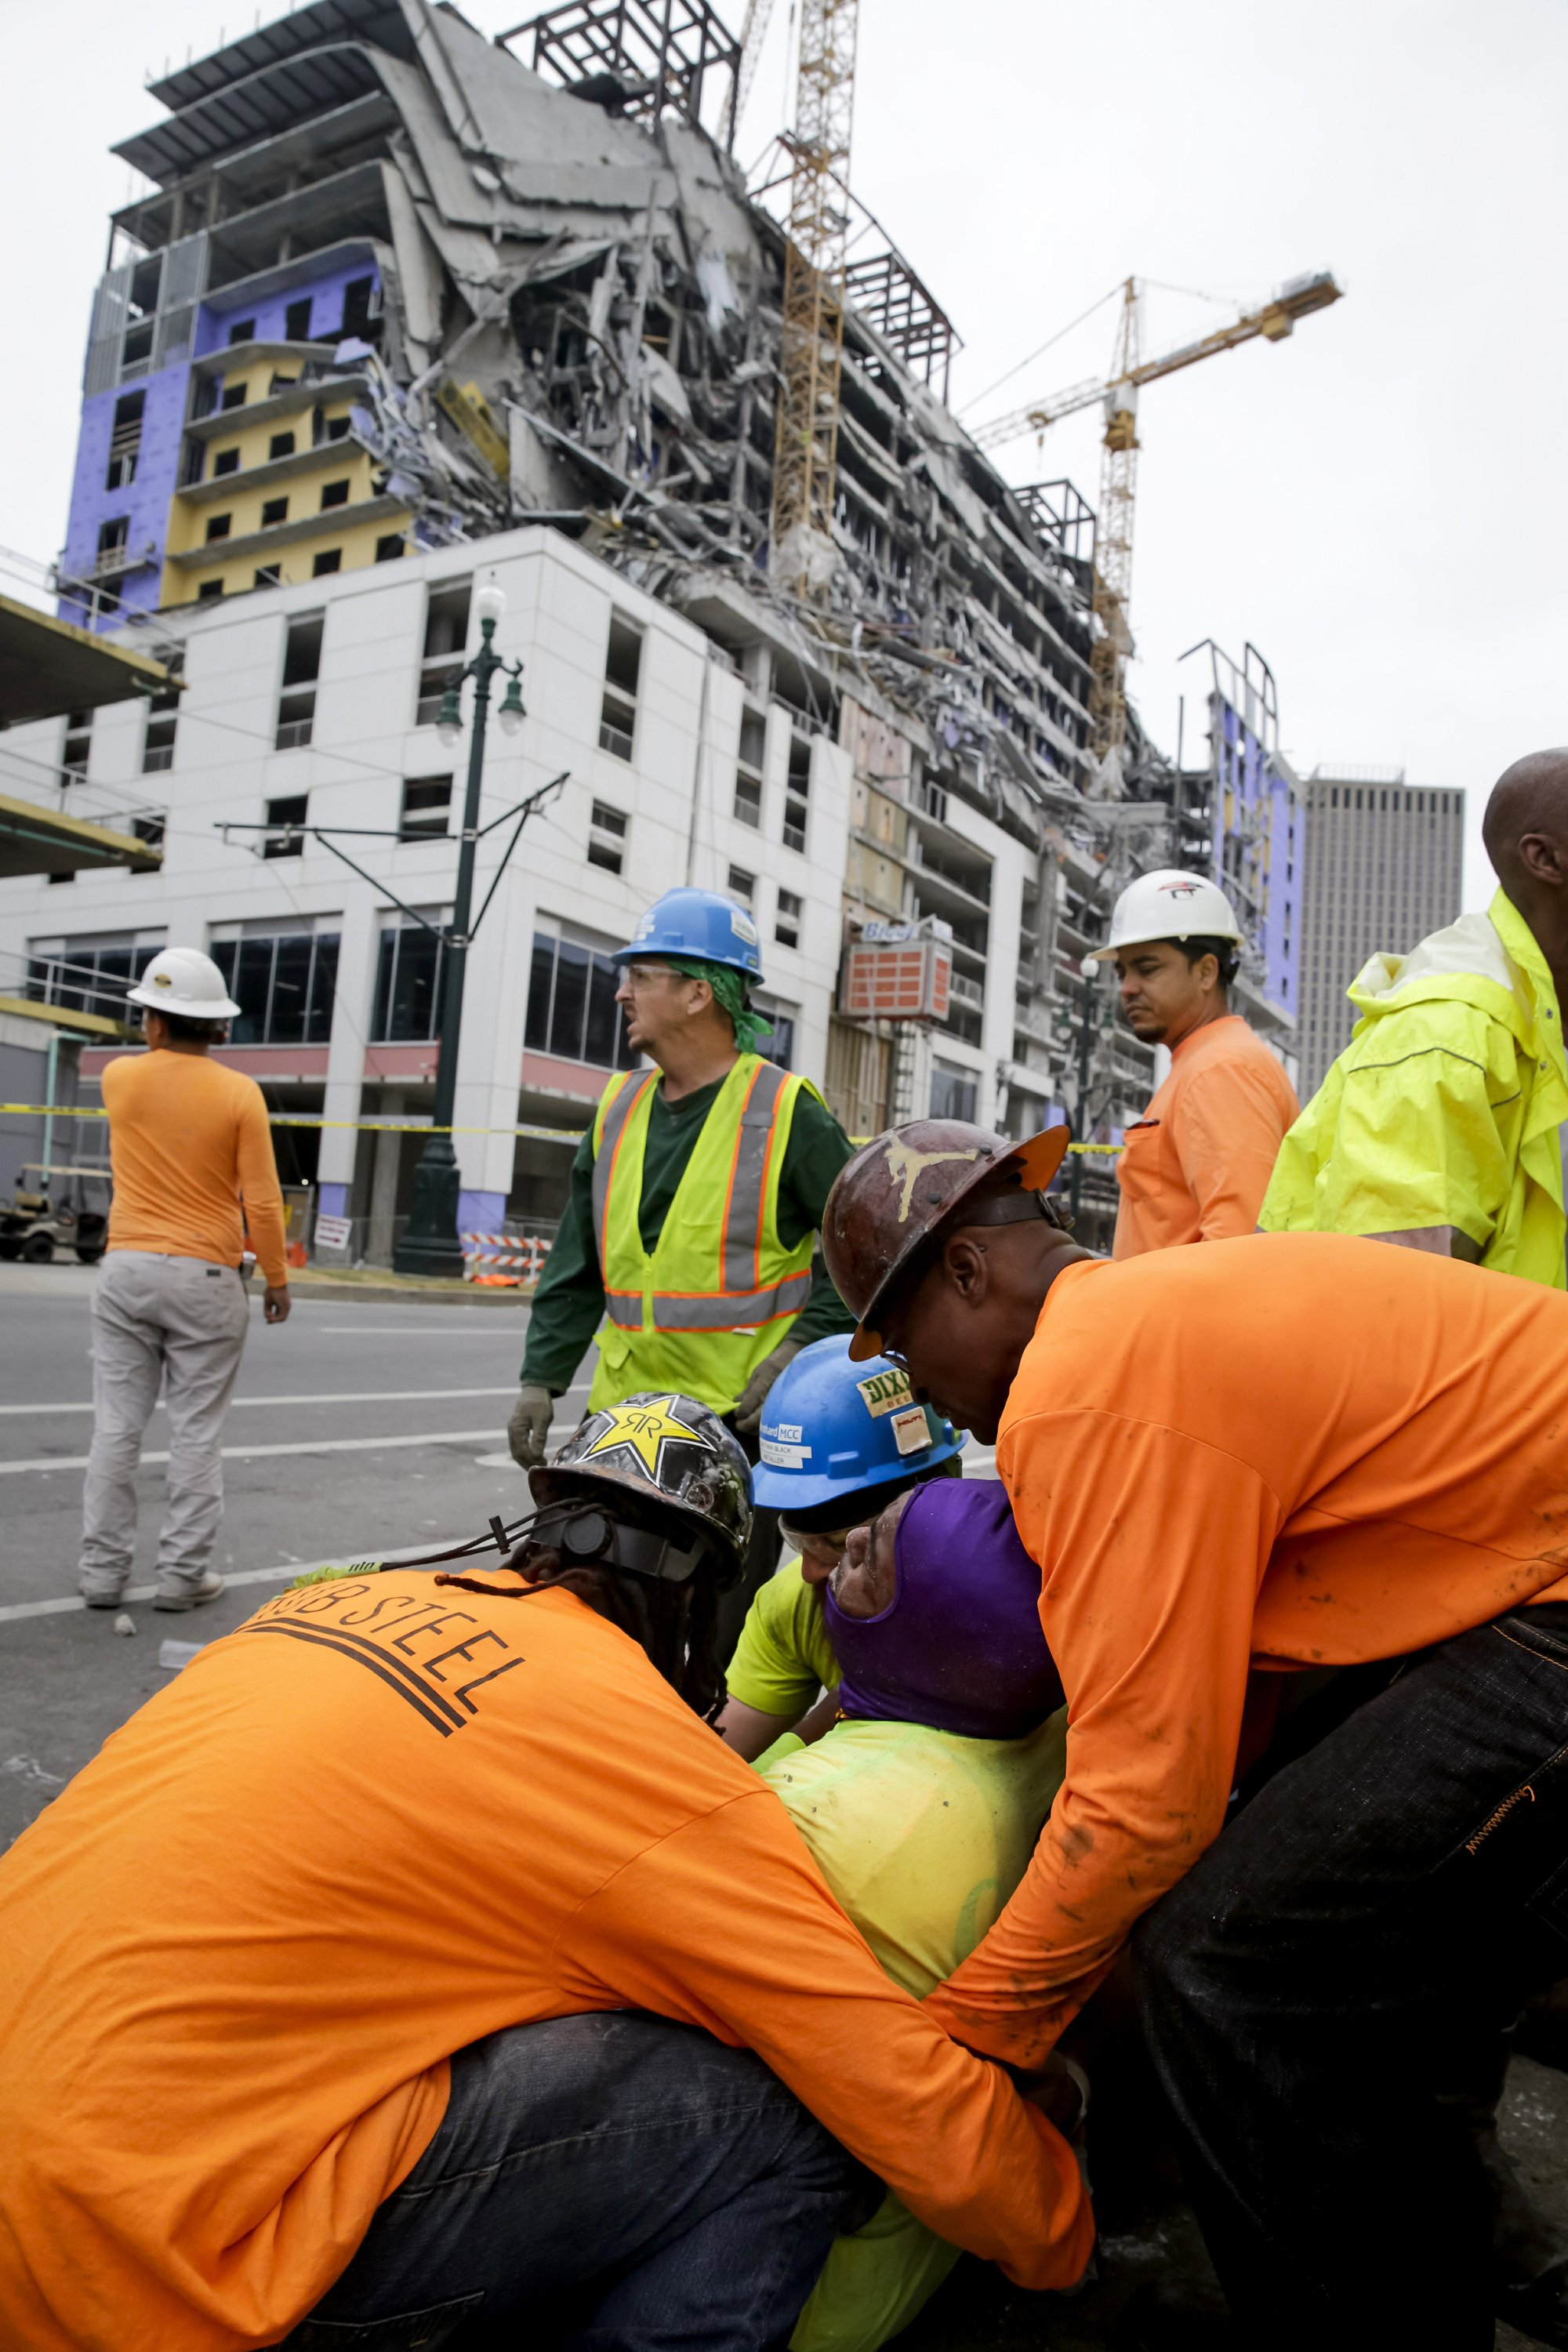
[0,1577,1088,2352]
[923,1233,1568,2070]
[1112,1013,1298,1258]
[103,1047,289,1288]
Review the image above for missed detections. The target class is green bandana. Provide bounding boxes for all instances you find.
[667,957,771,1054]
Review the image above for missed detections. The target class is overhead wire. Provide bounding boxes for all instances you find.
[955,283,1123,420]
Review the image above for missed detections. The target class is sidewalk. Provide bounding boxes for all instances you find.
[0,1259,534,1308]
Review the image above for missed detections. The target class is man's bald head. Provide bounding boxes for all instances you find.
[1482,750,1568,901]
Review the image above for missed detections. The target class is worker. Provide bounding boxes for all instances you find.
[1089,867,1298,1256]
[821,1118,1568,2351]
[716,1331,967,1760]
[78,946,290,1614]
[508,885,856,1617]
[1261,749,1568,1278]
[0,1392,1090,2350]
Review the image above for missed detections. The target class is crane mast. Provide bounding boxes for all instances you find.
[1089,279,1140,783]
[771,0,859,599]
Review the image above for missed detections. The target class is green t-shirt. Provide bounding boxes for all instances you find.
[725,1558,839,1719]
[521,1072,855,1393]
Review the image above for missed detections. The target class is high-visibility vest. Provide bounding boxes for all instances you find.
[586,1054,818,1415]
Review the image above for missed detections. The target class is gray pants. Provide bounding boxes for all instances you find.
[80,1250,250,1600]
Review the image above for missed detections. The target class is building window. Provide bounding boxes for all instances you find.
[375,533,404,561]
[62,710,93,786]
[930,1060,978,1123]
[525,926,635,1069]
[196,579,224,602]
[142,689,180,775]
[263,794,309,858]
[285,296,313,341]
[97,516,129,559]
[400,775,452,840]
[209,927,339,1044]
[205,514,231,543]
[783,731,810,852]
[320,478,350,510]
[727,863,754,905]
[775,887,802,949]
[734,705,764,826]
[340,275,377,337]
[588,800,628,874]
[212,448,241,477]
[599,615,641,760]
[227,318,257,346]
[254,565,282,590]
[275,615,323,749]
[373,918,448,1041]
[106,391,143,491]
[220,381,248,411]
[416,581,471,724]
[261,496,289,527]
[269,431,296,461]
[312,550,341,577]
[325,416,350,441]
[27,932,164,1023]
[753,993,795,1069]
[270,372,298,397]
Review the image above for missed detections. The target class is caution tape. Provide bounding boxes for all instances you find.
[1065,1141,1125,1156]
[0,1104,580,1143]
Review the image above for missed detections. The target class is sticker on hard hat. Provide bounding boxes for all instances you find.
[882,1138,981,1222]
[730,909,759,944]
[856,1367,915,1419]
[1160,881,1202,899]
[153,972,172,987]
[760,1433,811,1468]
[889,1405,932,1457]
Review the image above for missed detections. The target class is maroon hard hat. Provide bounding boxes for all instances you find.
[822,1120,1070,1362]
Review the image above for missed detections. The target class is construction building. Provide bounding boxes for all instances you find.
[0,0,1302,1254]
[1295,768,1465,1098]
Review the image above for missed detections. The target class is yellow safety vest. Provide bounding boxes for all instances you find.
[587,1054,819,1415]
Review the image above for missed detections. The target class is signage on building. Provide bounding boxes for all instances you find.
[840,936,953,1023]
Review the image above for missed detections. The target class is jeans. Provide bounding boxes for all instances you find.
[282,2013,867,2351]
[1134,1604,1568,2352]
[80,1250,250,1599]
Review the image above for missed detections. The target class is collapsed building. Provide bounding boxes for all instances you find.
[35,0,1298,1237]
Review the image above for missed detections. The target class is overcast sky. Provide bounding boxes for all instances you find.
[5,0,1563,902]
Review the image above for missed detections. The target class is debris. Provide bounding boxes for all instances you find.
[3,1755,64,1787]
[113,1613,136,1637]
[157,1640,205,1673]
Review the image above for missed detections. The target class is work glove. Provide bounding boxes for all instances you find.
[732,1340,803,1437]
[507,1383,554,1470]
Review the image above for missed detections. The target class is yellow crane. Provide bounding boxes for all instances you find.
[975,270,1344,782]
[771,0,860,599]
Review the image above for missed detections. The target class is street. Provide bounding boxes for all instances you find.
[2,1259,1564,2350]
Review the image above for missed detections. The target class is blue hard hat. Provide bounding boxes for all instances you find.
[753,1334,965,1512]
[612,886,764,981]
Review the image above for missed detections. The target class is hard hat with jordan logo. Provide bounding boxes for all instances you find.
[1087,868,1245,962]
[611,887,764,981]
[125,946,242,1021]
[822,1120,1071,1364]
[530,1392,752,1587]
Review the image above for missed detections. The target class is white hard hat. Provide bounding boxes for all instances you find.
[1088,869,1246,963]
[126,946,242,1021]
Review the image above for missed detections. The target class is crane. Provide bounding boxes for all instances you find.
[771,0,860,599]
[975,270,1344,783]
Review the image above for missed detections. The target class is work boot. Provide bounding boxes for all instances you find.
[154,1572,226,1613]
[80,1584,126,1610]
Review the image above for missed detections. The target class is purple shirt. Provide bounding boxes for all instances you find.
[824,1479,1063,1740]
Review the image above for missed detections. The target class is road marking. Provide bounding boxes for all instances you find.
[314,1326,525,1337]
[0,1388,519,1418]
[0,1428,506,1476]
[0,1540,466,1627]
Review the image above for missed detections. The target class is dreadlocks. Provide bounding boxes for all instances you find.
[437,1544,725,1721]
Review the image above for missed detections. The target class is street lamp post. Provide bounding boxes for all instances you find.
[394,579,526,1277]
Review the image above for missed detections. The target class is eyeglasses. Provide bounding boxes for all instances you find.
[779,1518,853,1562]
[618,963,677,993]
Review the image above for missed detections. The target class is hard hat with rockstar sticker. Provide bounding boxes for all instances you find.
[753,1334,964,1512]
[822,1120,1071,1363]
[610,886,764,981]
[531,1392,752,1587]
[1087,868,1245,962]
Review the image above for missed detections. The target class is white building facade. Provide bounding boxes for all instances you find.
[0,526,1031,1259]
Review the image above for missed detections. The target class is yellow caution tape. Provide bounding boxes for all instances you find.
[0,1104,579,1142]
[1065,1141,1124,1156]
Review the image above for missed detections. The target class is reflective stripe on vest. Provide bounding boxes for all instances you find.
[591,1072,656,1274]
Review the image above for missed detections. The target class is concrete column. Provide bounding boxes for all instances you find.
[366,1091,405,1266]
[316,895,377,1217]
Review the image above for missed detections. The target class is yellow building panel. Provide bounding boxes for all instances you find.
[161,509,412,608]
[165,444,376,558]
[195,396,358,481]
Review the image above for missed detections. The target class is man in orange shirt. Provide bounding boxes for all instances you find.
[823,1120,1568,2350]
[1088,868,1298,1256]
[0,1395,1088,2352]
[81,946,290,1613]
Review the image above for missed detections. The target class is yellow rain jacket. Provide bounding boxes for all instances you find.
[1260,891,1568,1285]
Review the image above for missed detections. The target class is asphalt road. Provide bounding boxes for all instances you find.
[1,1261,1562,2349]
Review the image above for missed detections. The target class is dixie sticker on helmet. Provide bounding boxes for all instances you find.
[855,1367,915,1419]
